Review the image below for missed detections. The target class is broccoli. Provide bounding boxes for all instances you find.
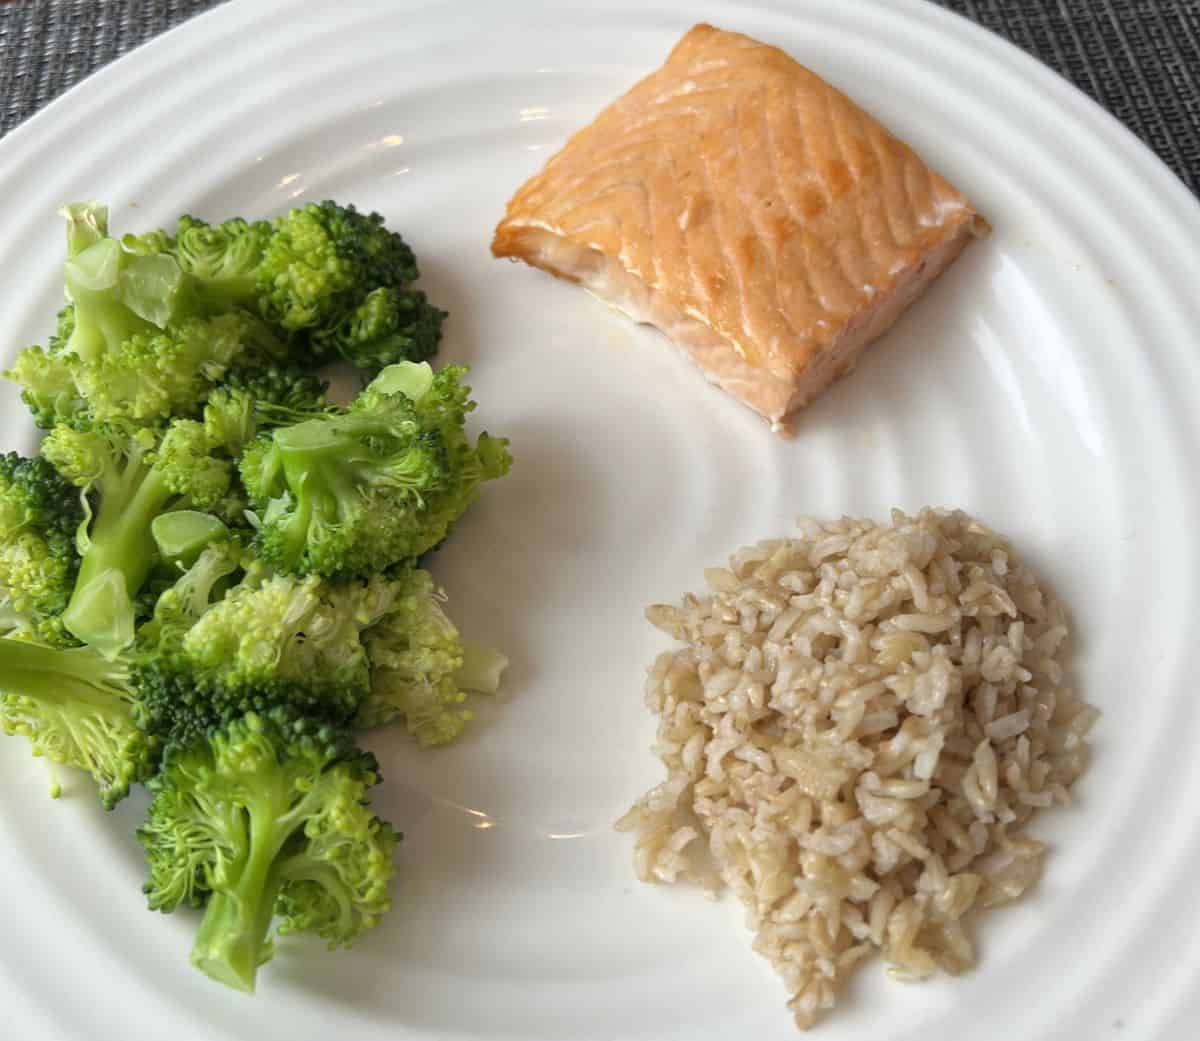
[42,419,234,654]
[138,546,503,748]
[116,202,446,373]
[5,307,85,429]
[57,201,177,355]
[240,362,510,578]
[0,196,508,992]
[6,204,286,430]
[358,567,464,743]
[0,536,404,804]
[9,312,283,430]
[123,213,273,313]
[357,567,509,745]
[316,285,444,371]
[133,543,396,745]
[138,708,397,992]
[0,636,158,807]
[0,452,85,644]
[255,200,445,369]
[151,511,230,568]
[202,364,329,455]
[7,201,445,430]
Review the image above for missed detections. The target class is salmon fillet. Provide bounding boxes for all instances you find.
[492,23,987,430]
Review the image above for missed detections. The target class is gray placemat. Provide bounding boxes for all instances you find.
[0,0,1197,197]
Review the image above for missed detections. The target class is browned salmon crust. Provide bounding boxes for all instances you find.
[492,23,986,429]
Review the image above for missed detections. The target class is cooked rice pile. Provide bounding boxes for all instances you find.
[617,508,1099,1029]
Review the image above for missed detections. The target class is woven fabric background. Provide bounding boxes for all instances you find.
[0,0,1197,195]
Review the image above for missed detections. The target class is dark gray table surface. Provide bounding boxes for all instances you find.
[0,0,1197,197]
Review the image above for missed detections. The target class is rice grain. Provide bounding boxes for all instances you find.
[617,508,1097,1029]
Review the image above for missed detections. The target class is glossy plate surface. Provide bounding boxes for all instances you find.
[1,1,1198,1038]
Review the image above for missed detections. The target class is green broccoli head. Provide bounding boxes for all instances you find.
[133,544,397,745]
[0,452,84,644]
[41,419,235,654]
[313,285,446,371]
[0,636,158,807]
[4,308,86,429]
[124,213,273,312]
[138,707,398,992]
[0,451,83,555]
[6,203,286,431]
[69,312,283,427]
[240,362,510,578]
[9,310,284,431]
[254,200,442,369]
[202,364,329,455]
[358,567,509,745]
[358,567,468,743]
[55,203,191,363]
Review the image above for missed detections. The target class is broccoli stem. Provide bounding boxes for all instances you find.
[63,239,156,363]
[0,637,130,711]
[190,849,282,994]
[190,790,310,992]
[63,463,174,653]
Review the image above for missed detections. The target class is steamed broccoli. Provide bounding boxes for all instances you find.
[133,543,396,745]
[255,200,445,369]
[0,196,509,994]
[357,568,465,739]
[56,201,176,355]
[0,636,158,807]
[317,284,444,371]
[5,307,85,429]
[0,539,404,805]
[357,567,509,745]
[138,708,397,992]
[124,201,447,370]
[0,452,84,644]
[202,364,329,455]
[42,419,234,654]
[123,213,273,313]
[7,202,445,428]
[6,204,286,430]
[11,312,284,430]
[240,362,510,578]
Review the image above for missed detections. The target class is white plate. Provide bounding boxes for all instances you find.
[2,1,1199,1038]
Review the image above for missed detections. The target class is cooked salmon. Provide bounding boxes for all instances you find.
[492,23,987,430]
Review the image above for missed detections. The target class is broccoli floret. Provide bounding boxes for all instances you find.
[0,452,84,644]
[314,285,445,371]
[239,389,441,577]
[358,567,509,745]
[202,364,329,455]
[75,311,281,427]
[124,213,273,312]
[391,362,511,552]
[6,205,285,430]
[358,567,466,742]
[138,707,397,992]
[17,311,283,429]
[0,636,158,807]
[57,202,178,360]
[240,362,510,578]
[42,419,233,654]
[192,366,330,530]
[4,307,86,429]
[133,544,396,745]
[255,200,444,369]
[8,201,443,431]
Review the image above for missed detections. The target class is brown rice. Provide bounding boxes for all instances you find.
[617,508,1098,1029]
